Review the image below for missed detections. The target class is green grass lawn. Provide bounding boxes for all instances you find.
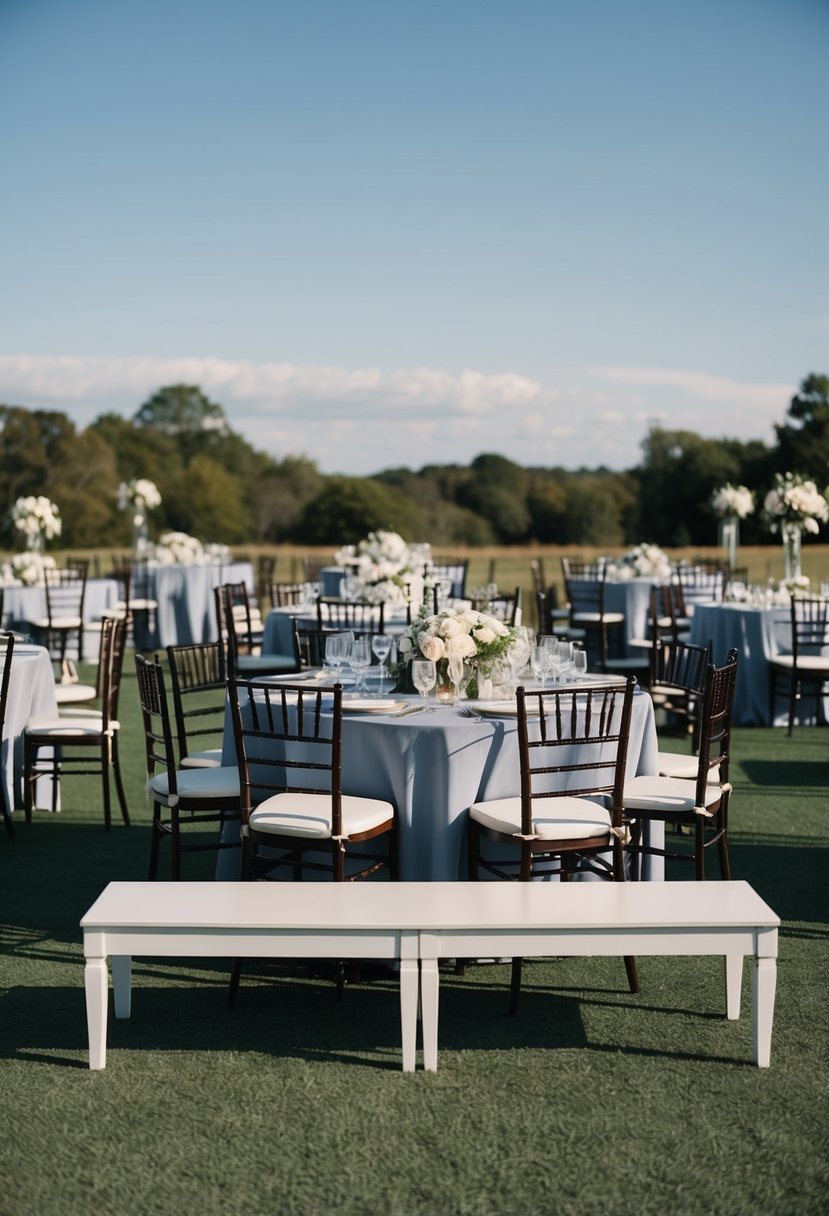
[1,654,827,1216]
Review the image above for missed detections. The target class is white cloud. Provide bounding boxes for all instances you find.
[0,353,793,474]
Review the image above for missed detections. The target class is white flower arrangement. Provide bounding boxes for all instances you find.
[148,533,230,565]
[712,484,754,519]
[398,606,517,685]
[335,530,417,606]
[10,495,62,545]
[605,543,672,583]
[118,478,162,512]
[2,552,57,586]
[763,473,829,535]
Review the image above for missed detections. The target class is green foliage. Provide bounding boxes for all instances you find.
[0,373,826,550]
[775,373,829,481]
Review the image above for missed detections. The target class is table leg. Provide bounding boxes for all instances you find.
[85,957,108,1070]
[752,956,777,1068]
[399,959,418,1073]
[724,954,742,1020]
[420,959,440,1072]
[112,955,132,1018]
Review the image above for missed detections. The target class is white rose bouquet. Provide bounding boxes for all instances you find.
[606,543,672,583]
[10,495,62,550]
[152,531,206,565]
[712,484,754,520]
[6,552,58,586]
[335,530,418,606]
[118,478,162,512]
[763,472,828,535]
[397,606,518,693]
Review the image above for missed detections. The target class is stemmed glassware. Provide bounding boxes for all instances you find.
[573,648,588,681]
[350,636,372,694]
[556,640,575,684]
[371,633,392,696]
[324,633,348,681]
[411,659,436,712]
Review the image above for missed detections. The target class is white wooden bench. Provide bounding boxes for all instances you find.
[82,880,779,1073]
[80,882,421,1071]
[417,880,779,1070]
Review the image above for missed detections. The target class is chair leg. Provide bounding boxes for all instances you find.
[1,786,14,840]
[226,959,243,1008]
[624,955,640,994]
[694,817,706,881]
[101,745,112,833]
[509,957,523,1017]
[147,802,162,880]
[111,736,130,826]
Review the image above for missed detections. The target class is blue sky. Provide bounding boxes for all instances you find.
[1,0,827,474]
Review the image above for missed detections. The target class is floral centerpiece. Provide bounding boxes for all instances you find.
[397,606,518,700]
[118,478,162,553]
[335,530,419,607]
[605,543,672,583]
[712,483,754,569]
[1,552,57,586]
[10,495,61,553]
[763,472,829,582]
[149,532,230,565]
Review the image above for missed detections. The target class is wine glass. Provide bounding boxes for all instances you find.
[350,636,372,694]
[371,633,392,696]
[324,633,347,680]
[557,640,575,684]
[573,648,588,681]
[530,645,548,690]
[411,659,436,712]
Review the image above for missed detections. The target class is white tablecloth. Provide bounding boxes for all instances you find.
[219,688,659,882]
[3,644,58,812]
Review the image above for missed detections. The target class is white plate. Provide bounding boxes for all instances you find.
[342,698,408,714]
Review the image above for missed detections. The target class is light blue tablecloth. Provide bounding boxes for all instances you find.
[134,561,255,648]
[218,689,659,882]
[689,602,795,726]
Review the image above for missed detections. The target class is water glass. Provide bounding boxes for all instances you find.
[350,637,372,693]
[411,659,436,712]
[371,633,392,695]
[573,649,588,681]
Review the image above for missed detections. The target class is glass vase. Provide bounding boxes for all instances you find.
[26,530,44,555]
[132,512,149,557]
[782,522,802,583]
[434,659,456,704]
[718,516,739,571]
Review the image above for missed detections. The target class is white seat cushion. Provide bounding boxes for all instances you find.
[623,774,722,814]
[469,794,611,840]
[249,791,394,839]
[770,655,829,673]
[32,616,82,630]
[55,684,97,704]
[656,752,722,782]
[148,765,240,802]
[181,748,224,769]
[571,612,625,625]
[26,715,118,738]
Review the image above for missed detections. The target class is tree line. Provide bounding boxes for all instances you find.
[1,375,827,551]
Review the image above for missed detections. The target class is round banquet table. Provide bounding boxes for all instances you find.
[3,643,58,813]
[134,561,255,649]
[218,687,661,883]
[689,602,798,726]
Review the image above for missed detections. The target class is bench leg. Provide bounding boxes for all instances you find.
[85,957,108,1070]
[399,959,418,1073]
[725,955,742,1020]
[112,955,132,1019]
[752,956,777,1068]
[420,959,440,1072]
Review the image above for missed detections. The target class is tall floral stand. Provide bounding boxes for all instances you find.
[132,513,149,558]
[781,523,802,583]
[719,516,739,571]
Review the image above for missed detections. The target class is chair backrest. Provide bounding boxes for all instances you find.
[317,599,385,633]
[295,627,331,668]
[431,560,468,599]
[515,678,636,837]
[488,587,521,625]
[650,637,709,696]
[788,597,829,663]
[166,641,226,765]
[673,563,726,607]
[693,649,739,803]
[560,557,607,617]
[44,564,88,625]
[270,581,306,609]
[223,581,261,653]
[530,559,547,598]
[95,613,129,730]
[134,653,179,794]
[227,677,344,834]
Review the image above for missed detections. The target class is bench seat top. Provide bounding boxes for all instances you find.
[81,880,779,936]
